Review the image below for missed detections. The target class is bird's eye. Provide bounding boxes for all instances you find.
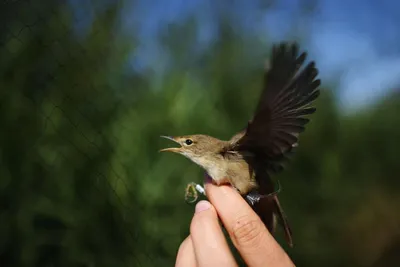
[184,139,193,145]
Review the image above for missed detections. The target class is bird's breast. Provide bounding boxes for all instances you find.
[207,165,230,185]
[207,160,257,195]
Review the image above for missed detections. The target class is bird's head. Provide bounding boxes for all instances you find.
[159,134,223,169]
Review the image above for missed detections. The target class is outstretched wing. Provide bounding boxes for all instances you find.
[228,42,320,173]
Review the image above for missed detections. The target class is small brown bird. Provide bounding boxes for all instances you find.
[160,42,320,247]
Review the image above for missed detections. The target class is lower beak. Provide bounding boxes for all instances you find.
[159,147,181,153]
[159,135,182,153]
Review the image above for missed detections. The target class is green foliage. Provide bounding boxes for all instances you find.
[1,2,138,266]
[1,1,399,266]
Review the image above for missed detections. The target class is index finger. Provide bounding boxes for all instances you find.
[205,182,294,267]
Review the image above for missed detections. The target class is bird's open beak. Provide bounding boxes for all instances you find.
[159,135,182,153]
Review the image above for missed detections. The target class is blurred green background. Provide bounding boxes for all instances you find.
[1,0,400,266]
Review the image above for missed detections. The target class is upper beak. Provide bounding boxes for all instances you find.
[159,136,182,153]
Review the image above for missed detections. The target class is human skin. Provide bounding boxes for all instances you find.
[175,181,295,267]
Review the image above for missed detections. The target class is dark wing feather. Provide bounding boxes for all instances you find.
[228,42,320,173]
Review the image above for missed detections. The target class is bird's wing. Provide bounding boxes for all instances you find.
[227,42,320,173]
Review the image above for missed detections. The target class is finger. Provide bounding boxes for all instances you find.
[175,236,197,267]
[205,183,294,267]
[190,200,238,267]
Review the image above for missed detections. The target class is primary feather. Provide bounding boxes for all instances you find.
[228,42,321,175]
[226,42,321,247]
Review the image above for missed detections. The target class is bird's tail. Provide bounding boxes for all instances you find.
[253,195,293,247]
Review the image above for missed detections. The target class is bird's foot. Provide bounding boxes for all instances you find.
[245,192,261,206]
[245,181,282,206]
[185,182,206,204]
[184,173,213,204]
[245,191,278,206]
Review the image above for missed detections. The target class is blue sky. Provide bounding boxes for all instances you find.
[120,0,400,112]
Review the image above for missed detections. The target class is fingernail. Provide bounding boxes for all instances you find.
[195,200,211,213]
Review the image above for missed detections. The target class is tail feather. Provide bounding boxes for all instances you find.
[273,196,293,247]
[253,195,293,247]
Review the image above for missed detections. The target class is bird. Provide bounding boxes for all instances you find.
[159,42,321,247]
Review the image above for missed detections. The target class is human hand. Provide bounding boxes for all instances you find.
[175,182,295,267]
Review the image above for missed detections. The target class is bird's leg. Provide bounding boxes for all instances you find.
[245,180,282,206]
[195,183,206,195]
